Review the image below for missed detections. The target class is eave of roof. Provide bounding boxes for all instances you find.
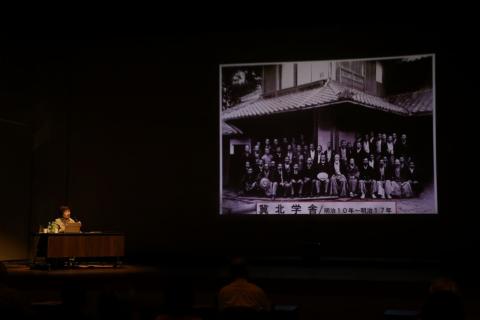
[388,89,433,115]
[222,121,243,136]
[222,80,413,121]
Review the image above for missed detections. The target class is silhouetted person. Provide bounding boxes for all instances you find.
[218,258,270,313]
[420,278,464,320]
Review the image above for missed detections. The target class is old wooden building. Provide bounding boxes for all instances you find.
[221,56,434,187]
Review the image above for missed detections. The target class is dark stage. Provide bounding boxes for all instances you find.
[0,24,478,320]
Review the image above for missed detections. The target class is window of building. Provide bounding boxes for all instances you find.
[376,61,383,83]
[338,60,366,91]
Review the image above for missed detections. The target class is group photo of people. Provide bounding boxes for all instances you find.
[237,132,421,200]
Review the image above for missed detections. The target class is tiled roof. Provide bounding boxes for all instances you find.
[388,89,433,115]
[222,80,409,121]
[329,81,408,114]
[222,121,243,136]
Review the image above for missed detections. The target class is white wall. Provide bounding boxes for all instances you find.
[315,110,333,148]
[298,61,330,86]
[281,62,331,89]
[297,62,312,86]
[311,61,330,82]
[281,63,295,89]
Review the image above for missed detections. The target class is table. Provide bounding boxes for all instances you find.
[33,232,125,267]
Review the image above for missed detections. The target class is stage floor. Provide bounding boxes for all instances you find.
[6,262,157,277]
[3,260,479,320]
[0,257,460,287]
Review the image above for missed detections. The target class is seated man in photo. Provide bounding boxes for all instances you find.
[386,135,396,157]
[257,162,277,199]
[308,143,316,163]
[240,145,254,168]
[264,138,271,153]
[242,167,257,196]
[389,159,413,198]
[303,158,318,197]
[404,160,421,196]
[297,154,306,172]
[368,153,376,169]
[346,141,353,157]
[303,144,310,159]
[329,154,347,197]
[272,138,281,153]
[316,154,331,196]
[268,160,276,171]
[244,159,252,170]
[338,140,350,167]
[281,162,293,198]
[374,159,392,199]
[273,146,284,165]
[241,161,253,183]
[324,142,334,163]
[283,156,293,175]
[285,144,294,163]
[265,161,278,199]
[294,144,303,164]
[272,163,290,198]
[359,157,377,199]
[388,154,396,170]
[382,155,391,171]
[362,133,373,156]
[314,144,323,165]
[261,147,273,166]
[374,132,385,162]
[396,134,411,163]
[399,156,406,170]
[346,158,360,197]
[351,141,366,168]
[290,163,304,197]
[253,144,262,162]
[255,159,265,178]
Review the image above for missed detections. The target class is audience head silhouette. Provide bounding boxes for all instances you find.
[421,278,464,320]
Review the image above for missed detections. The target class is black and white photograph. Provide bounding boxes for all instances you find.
[220,55,437,214]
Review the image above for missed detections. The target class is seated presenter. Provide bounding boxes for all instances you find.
[54,206,75,232]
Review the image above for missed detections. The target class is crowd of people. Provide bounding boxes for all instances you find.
[0,260,465,320]
[238,133,422,200]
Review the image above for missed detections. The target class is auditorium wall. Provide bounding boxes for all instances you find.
[19,27,476,266]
